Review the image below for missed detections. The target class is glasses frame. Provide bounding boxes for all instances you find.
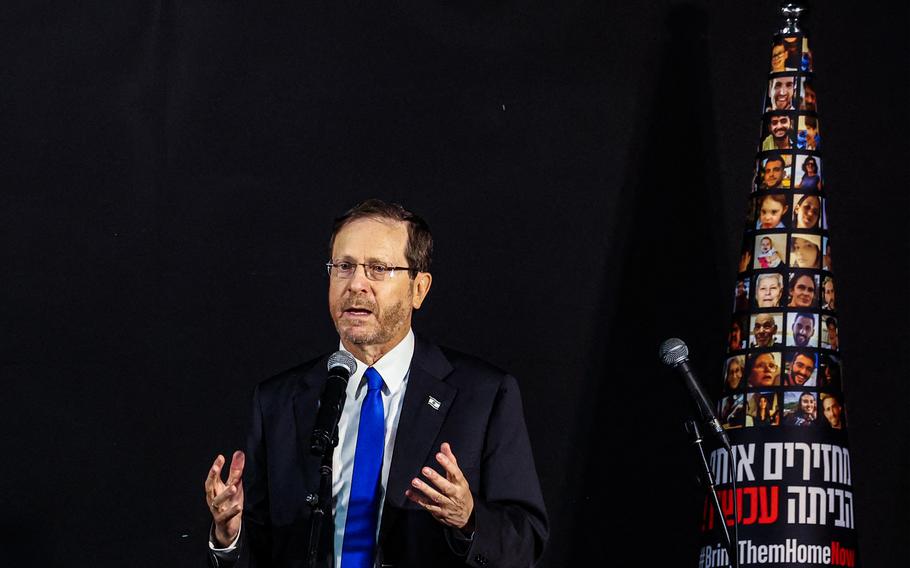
[325,261,416,281]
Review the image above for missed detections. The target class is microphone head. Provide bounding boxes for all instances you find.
[658,338,689,367]
[327,350,357,376]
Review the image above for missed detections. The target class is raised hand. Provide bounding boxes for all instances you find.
[204,450,245,547]
[405,442,475,532]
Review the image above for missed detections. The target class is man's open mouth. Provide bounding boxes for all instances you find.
[344,307,373,316]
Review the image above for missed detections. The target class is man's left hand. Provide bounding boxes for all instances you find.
[406,442,475,532]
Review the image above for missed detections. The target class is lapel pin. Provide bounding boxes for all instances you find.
[427,396,441,410]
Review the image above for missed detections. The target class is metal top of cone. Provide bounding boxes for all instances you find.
[780,2,807,34]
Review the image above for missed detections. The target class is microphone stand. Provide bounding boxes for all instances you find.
[306,428,337,568]
[685,419,737,567]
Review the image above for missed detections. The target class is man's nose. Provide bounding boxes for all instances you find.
[346,264,372,291]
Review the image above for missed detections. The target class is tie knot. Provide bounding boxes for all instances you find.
[364,367,384,392]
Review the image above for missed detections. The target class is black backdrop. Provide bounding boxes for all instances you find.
[3,1,908,566]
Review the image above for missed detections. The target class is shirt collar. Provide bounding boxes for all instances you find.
[341,329,415,397]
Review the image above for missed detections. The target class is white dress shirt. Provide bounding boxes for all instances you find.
[211,330,414,568]
[332,330,413,566]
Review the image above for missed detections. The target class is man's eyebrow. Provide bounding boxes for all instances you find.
[332,255,398,264]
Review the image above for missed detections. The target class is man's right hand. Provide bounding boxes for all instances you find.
[205,450,245,547]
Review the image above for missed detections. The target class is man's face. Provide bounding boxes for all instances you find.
[753,314,777,347]
[789,354,815,386]
[823,280,835,307]
[770,76,795,109]
[803,85,817,110]
[799,394,817,417]
[328,218,425,355]
[729,322,743,349]
[749,353,779,387]
[789,275,816,308]
[791,315,815,346]
[823,397,842,428]
[827,322,839,349]
[771,45,787,71]
[770,115,791,140]
[762,159,784,187]
[756,276,782,307]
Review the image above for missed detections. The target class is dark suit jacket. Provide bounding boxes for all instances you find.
[217,335,548,568]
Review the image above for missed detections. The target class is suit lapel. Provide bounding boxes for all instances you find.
[380,338,456,545]
[292,359,328,490]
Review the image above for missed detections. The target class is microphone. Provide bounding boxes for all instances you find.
[310,351,358,457]
[658,338,731,451]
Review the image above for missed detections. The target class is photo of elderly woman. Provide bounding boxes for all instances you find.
[747,352,782,388]
[754,272,784,308]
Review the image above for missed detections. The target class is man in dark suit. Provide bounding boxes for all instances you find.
[204,200,547,567]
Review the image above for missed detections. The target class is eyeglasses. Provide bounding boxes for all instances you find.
[326,261,414,281]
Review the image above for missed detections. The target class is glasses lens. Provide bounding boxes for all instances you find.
[333,262,355,278]
[367,264,389,280]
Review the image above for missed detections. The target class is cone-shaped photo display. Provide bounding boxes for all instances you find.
[700,10,859,568]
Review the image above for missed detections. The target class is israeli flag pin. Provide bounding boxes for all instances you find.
[427,396,441,410]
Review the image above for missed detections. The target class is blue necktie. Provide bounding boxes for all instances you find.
[341,367,385,568]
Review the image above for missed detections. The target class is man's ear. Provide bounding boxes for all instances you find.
[411,272,432,309]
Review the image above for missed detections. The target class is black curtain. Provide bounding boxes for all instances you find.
[2,1,907,566]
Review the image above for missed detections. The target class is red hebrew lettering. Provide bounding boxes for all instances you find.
[758,486,779,524]
[742,487,759,525]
